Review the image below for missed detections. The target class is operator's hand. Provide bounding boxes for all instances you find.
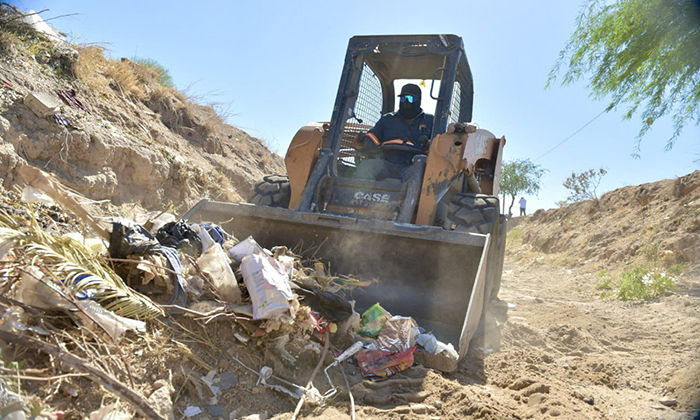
[352,133,368,149]
[418,135,430,152]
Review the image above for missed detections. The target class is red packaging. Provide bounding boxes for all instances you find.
[356,345,417,379]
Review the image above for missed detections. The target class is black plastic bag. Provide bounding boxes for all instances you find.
[155,220,203,257]
[109,220,160,259]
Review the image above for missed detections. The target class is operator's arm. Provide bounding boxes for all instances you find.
[355,116,386,153]
[366,117,384,147]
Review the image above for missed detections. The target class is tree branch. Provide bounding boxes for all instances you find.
[0,330,166,420]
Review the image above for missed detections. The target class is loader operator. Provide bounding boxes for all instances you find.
[354,83,433,182]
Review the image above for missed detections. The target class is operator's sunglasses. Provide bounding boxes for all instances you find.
[400,94,416,104]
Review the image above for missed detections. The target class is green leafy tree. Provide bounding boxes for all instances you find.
[499,159,547,216]
[563,168,608,202]
[548,0,700,153]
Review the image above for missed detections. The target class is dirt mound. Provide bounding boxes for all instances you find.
[510,171,700,271]
[0,7,284,211]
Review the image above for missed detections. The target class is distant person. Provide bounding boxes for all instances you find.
[354,83,433,182]
[519,197,527,216]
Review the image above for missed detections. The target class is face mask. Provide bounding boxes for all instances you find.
[399,100,421,119]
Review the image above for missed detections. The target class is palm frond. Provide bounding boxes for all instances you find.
[0,216,162,320]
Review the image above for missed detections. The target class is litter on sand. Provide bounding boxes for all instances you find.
[0,166,464,419]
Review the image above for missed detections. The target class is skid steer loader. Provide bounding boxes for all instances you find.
[183,34,506,359]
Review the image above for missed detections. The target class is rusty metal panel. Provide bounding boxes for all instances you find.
[415,131,468,225]
[284,123,326,209]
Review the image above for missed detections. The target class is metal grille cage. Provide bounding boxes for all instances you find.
[339,62,383,166]
[449,81,462,125]
[454,60,472,123]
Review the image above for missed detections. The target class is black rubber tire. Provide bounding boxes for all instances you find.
[248,175,291,208]
[437,193,504,302]
[437,193,500,234]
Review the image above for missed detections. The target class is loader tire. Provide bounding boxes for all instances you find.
[248,175,291,208]
[438,193,499,234]
[438,193,504,302]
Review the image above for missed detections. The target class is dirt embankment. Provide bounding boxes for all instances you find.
[0,7,284,211]
[509,170,700,273]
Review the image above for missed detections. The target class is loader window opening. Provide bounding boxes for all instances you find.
[393,79,438,116]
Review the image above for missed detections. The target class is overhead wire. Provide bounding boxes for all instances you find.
[533,104,613,162]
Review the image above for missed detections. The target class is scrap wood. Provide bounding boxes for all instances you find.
[18,165,108,239]
[0,330,167,420]
[0,368,89,381]
[161,303,253,321]
[338,363,355,420]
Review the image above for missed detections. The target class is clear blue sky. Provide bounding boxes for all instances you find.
[15,0,700,212]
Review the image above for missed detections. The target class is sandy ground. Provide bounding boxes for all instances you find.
[288,257,700,420]
[3,196,698,420]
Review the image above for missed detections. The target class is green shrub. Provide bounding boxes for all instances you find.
[133,57,174,88]
[595,270,613,290]
[596,266,676,301]
[616,266,676,301]
[667,263,687,277]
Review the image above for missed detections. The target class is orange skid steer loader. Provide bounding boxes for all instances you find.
[184,35,506,358]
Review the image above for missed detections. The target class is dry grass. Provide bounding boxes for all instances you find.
[75,46,161,100]
[0,28,22,56]
[208,167,237,201]
[0,26,53,59]
[74,45,241,151]
[74,45,109,89]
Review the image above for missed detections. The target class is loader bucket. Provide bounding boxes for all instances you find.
[183,200,491,359]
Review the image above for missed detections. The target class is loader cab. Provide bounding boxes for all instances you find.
[331,35,474,175]
[295,35,475,220]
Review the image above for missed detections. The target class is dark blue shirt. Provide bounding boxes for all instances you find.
[365,111,434,164]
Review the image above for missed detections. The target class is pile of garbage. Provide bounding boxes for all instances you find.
[0,166,458,420]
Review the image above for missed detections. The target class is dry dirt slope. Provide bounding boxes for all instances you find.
[0,7,284,210]
[509,170,700,273]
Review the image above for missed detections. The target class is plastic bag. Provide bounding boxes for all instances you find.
[155,220,202,257]
[227,236,265,263]
[109,219,160,258]
[416,332,457,356]
[75,300,146,342]
[414,332,459,372]
[195,226,241,303]
[358,303,391,338]
[356,345,417,379]
[20,185,54,205]
[369,316,418,352]
[198,223,226,245]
